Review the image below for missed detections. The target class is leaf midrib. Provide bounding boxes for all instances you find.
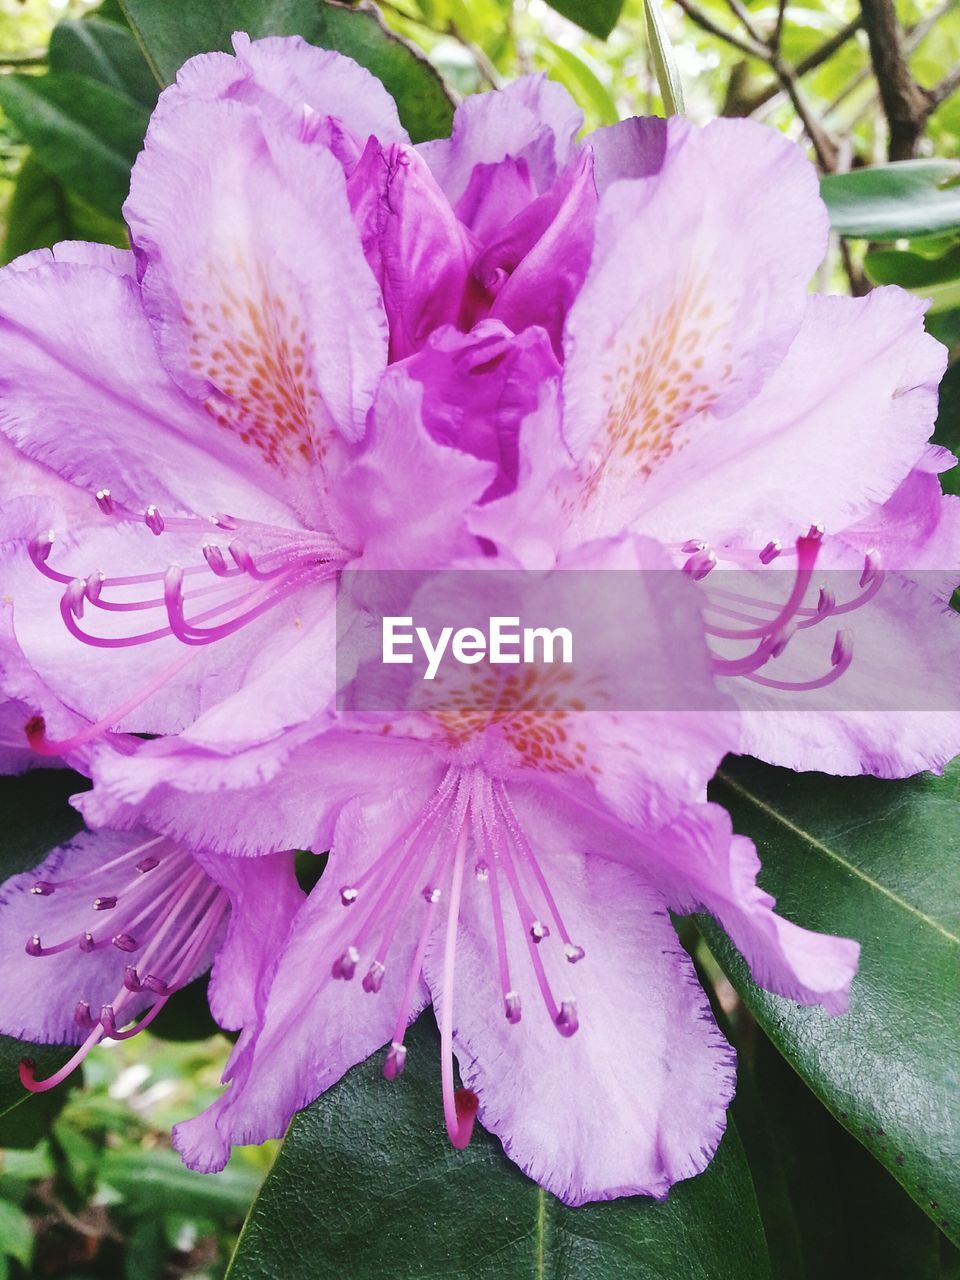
[717,770,960,947]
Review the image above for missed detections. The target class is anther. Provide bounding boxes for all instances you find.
[422,885,442,904]
[30,530,55,563]
[564,943,586,964]
[144,505,164,536]
[31,882,55,896]
[759,539,782,564]
[339,886,358,906]
[74,1001,94,1030]
[817,586,836,617]
[79,931,95,952]
[112,933,138,952]
[860,549,882,589]
[529,920,550,943]
[25,934,42,956]
[770,623,795,659]
[93,896,117,911]
[331,945,359,980]
[555,999,580,1037]
[136,857,160,874]
[143,974,168,995]
[474,862,490,882]
[831,630,853,667]
[807,523,825,541]
[362,961,385,993]
[123,966,142,992]
[683,548,718,581]
[383,1040,407,1080]
[682,539,705,554]
[202,544,229,576]
[65,578,86,618]
[85,571,104,603]
[95,488,114,515]
[99,1005,117,1036]
[504,991,522,1023]
[228,539,251,570]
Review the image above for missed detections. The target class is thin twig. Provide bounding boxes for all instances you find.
[724,0,767,46]
[727,16,863,115]
[672,0,772,61]
[929,63,960,109]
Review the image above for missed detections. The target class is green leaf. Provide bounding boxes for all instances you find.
[703,757,960,1245]
[227,1013,772,1280]
[2,153,128,265]
[538,40,618,126]
[543,0,625,40]
[750,1033,941,1280]
[0,72,149,219]
[49,17,160,108]
[643,0,685,116]
[0,1200,33,1269]
[820,161,960,240]
[99,1147,261,1220]
[119,0,454,143]
[865,240,960,289]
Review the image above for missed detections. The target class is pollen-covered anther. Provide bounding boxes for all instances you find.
[504,991,522,1023]
[64,578,86,619]
[95,488,114,515]
[683,547,718,581]
[136,857,160,874]
[93,896,117,911]
[31,882,55,896]
[807,522,825,541]
[422,885,442,904]
[860,549,882,589]
[111,933,138,953]
[79,931,95,953]
[29,530,55,566]
[681,539,705,554]
[383,1040,407,1080]
[362,960,386,994]
[202,543,229,576]
[759,539,782,564]
[832,630,853,667]
[25,934,42,956]
[564,943,586,964]
[144,505,165,536]
[555,999,580,1037]
[529,920,550,943]
[474,861,490,882]
[331,945,359,980]
[339,886,358,906]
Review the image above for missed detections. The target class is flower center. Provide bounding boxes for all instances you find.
[19,836,229,1092]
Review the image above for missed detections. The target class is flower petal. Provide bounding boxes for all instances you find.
[645,803,859,1012]
[172,785,441,1172]
[424,800,735,1204]
[562,117,828,537]
[125,96,387,495]
[419,74,582,206]
[196,847,303,1031]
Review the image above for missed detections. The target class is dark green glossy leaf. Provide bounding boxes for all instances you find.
[119,0,454,142]
[49,17,160,108]
[228,1014,771,1280]
[865,240,960,288]
[0,72,149,219]
[820,161,960,240]
[703,757,960,1245]
[543,0,625,39]
[750,1033,941,1280]
[0,770,86,1128]
[1,153,127,265]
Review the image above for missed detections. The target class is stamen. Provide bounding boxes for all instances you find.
[759,539,782,564]
[95,489,114,515]
[439,821,476,1149]
[331,945,359,980]
[529,920,550,942]
[683,548,717,581]
[144,505,165,535]
[362,960,385,993]
[555,999,579,1037]
[504,991,522,1023]
[339,886,358,906]
[383,1041,407,1080]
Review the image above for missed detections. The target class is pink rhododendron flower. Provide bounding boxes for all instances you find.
[168,539,859,1204]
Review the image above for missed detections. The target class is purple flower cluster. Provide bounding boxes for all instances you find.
[0,33,957,1205]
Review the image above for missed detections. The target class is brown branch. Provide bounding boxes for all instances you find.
[859,0,934,159]
[772,53,839,169]
[723,0,766,46]
[672,0,772,62]
[930,63,960,109]
[727,17,862,115]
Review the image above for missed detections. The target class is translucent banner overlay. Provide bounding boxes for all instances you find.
[335,568,960,715]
